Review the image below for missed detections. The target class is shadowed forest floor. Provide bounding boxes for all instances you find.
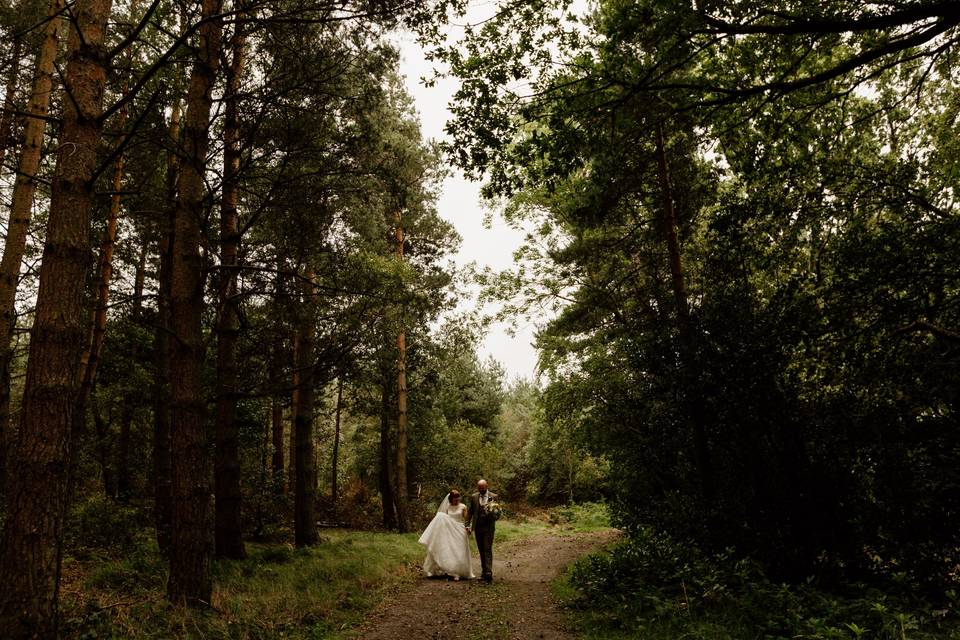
[357,529,619,640]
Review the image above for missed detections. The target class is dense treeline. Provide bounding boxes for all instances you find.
[0,0,518,634]
[430,0,960,597]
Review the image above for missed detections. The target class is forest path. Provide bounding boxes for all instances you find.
[356,528,618,640]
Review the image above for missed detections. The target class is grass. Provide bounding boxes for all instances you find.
[547,502,611,532]
[494,517,552,544]
[61,530,424,639]
[495,501,611,545]
[59,502,612,639]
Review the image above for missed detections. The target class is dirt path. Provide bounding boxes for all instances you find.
[357,529,618,640]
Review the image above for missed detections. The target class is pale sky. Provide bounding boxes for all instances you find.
[394,32,541,381]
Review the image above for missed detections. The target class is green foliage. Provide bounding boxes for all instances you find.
[523,401,609,504]
[430,0,960,595]
[420,418,504,495]
[64,495,145,556]
[559,531,960,640]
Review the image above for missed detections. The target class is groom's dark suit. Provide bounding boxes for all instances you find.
[469,490,497,581]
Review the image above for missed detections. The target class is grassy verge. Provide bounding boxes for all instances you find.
[61,529,424,639]
[552,528,960,640]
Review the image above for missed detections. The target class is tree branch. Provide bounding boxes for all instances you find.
[701,1,960,36]
[894,320,960,343]
[637,17,960,105]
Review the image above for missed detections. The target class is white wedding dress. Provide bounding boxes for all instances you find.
[418,494,475,579]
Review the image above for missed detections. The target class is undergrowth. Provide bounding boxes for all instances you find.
[554,527,960,640]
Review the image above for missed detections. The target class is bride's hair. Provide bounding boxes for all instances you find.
[449,489,461,499]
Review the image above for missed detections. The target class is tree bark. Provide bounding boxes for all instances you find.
[113,239,147,503]
[270,270,285,480]
[92,395,116,498]
[254,402,269,537]
[0,34,23,174]
[133,238,148,306]
[393,211,410,532]
[331,376,343,511]
[379,375,397,530]
[270,345,284,478]
[293,267,318,547]
[288,331,298,493]
[115,408,133,501]
[0,0,113,632]
[214,4,247,560]
[74,88,128,434]
[653,123,714,500]
[167,0,223,605]
[152,97,180,555]
[0,0,63,492]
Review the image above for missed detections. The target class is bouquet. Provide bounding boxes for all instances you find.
[481,500,503,521]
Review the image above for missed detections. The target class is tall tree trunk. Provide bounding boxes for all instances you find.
[288,331,298,493]
[0,0,112,632]
[92,395,116,498]
[214,6,247,560]
[379,375,397,530]
[133,238,148,304]
[293,268,318,547]
[270,331,284,479]
[114,239,146,503]
[75,89,128,431]
[654,123,714,500]
[0,0,63,492]
[269,264,286,482]
[331,376,342,511]
[153,97,180,555]
[0,34,23,173]
[115,408,133,501]
[253,404,269,537]
[167,0,223,605]
[393,211,410,532]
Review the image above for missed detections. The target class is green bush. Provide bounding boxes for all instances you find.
[65,494,144,555]
[561,528,960,639]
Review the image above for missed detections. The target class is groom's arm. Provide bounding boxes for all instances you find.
[468,496,478,531]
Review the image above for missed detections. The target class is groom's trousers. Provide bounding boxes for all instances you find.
[475,523,495,580]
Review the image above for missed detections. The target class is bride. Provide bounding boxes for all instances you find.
[418,489,475,580]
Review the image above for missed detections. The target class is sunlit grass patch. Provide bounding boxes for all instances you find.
[548,502,611,532]
[494,517,552,544]
[496,502,611,544]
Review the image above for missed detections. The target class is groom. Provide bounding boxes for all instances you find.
[466,479,497,583]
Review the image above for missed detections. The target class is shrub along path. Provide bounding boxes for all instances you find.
[356,529,618,640]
